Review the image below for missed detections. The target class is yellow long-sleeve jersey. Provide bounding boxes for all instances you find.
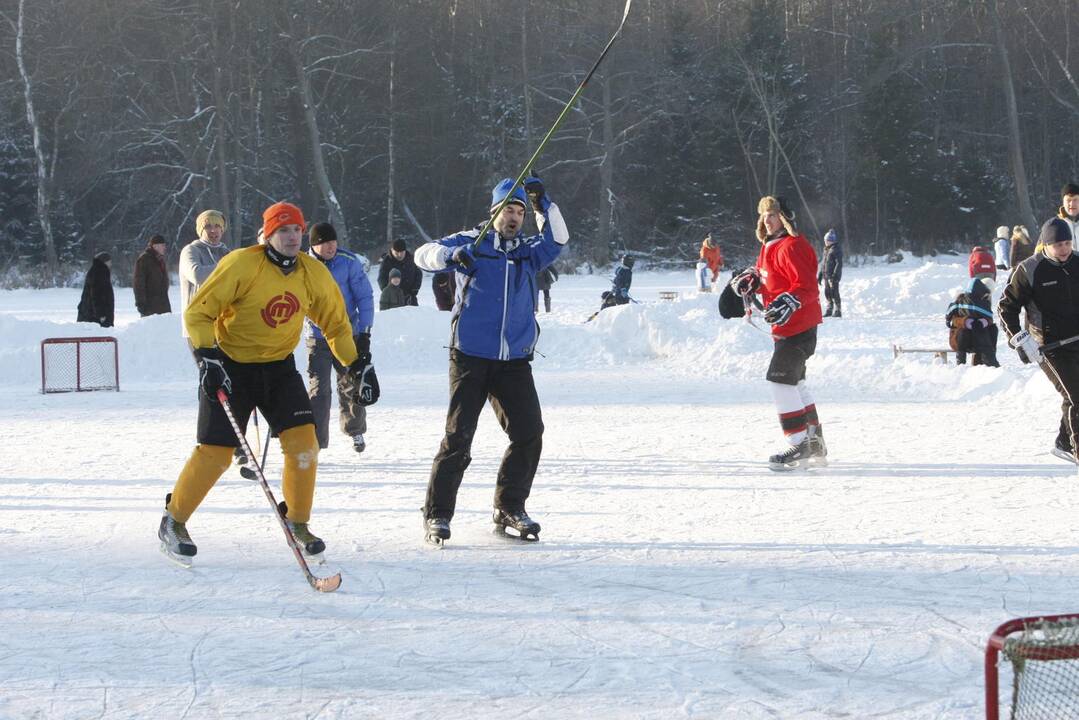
[184,246,358,366]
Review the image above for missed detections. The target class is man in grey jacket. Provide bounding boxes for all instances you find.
[179,210,230,337]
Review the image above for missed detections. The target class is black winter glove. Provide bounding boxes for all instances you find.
[195,347,232,401]
[451,245,476,270]
[344,357,380,406]
[523,175,550,213]
[355,332,371,356]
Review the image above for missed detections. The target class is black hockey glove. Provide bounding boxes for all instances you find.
[763,292,801,326]
[730,268,761,297]
[344,356,380,406]
[523,175,551,213]
[195,347,232,401]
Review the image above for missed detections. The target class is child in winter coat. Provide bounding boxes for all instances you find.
[945,278,999,366]
[380,268,410,310]
[697,234,724,291]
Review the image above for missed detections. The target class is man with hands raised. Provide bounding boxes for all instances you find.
[413,176,568,545]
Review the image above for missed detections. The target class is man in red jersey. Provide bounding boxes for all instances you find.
[731,196,826,470]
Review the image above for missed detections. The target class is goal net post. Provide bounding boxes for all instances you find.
[40,336,120,393]
[986,613,1079,720]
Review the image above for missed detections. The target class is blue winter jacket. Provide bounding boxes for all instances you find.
[611,265,633,299]
[307,248,375,340]
[414,203,569,360]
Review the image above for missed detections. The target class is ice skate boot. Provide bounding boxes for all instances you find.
[424,516,451,548]
[823,303,834,317]
[352,434,366,454]
[493,508,541,542]
[808,425,828,466]
[277,502,326,562]
[768,437,814,471]
[832,300,842,318]
[1051,439,1077,465]
[158,493,196,567]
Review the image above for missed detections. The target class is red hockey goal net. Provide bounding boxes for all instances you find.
[986,614,1079,719]
[40,336,119,393]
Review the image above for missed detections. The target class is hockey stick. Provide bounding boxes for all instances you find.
[471,0,633,251]
[239,426,272,481]
[1041,333,1079,353]
[742,293,769,334]
[216,389,342,593]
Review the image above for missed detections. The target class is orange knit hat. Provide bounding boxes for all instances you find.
[262,202,306,240]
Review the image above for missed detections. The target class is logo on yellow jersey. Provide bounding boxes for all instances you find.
[261,291,300,328]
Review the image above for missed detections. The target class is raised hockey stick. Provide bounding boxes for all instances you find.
[1041,333,1079,353]
[216,389,342,593]
[471,0,633,251]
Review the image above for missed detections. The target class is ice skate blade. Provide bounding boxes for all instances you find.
[425,534,446,549]
[159,542,194,569]
[1050,447,1078,465]
[493,525,540,542]
[304,551,326,566]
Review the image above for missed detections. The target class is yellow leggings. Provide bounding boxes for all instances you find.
[167,424,320,523]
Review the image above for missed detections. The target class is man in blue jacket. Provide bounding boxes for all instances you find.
[414,177,569,545]
[306,222,376,453]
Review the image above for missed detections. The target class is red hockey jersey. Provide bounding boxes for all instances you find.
[755,233,823,338]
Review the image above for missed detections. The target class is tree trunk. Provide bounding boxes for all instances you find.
[385,41,396,248]
[991,0,1037,231]
[595,76,615,261]
[15,0,58,276]
[290,39,348,241]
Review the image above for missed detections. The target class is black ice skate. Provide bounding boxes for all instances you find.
[492,508,541,542]
[1051,440,1077,465]
[158,493,197,568]
[768,437,816,471]
[808,425,828,465]
[277,502,326,562]
[424,516,451,548]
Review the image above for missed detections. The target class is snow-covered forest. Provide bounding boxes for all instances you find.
[2,0,1079,284]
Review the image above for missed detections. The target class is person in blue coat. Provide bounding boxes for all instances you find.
[305,222,376,453]
[413,177,569,544]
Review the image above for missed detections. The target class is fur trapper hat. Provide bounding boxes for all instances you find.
[756,196,796,242]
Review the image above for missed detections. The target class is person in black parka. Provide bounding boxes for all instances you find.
[817,229,843,317]
[77,252,115,327]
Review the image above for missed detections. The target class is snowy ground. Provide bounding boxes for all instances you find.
[1,256,1076,719]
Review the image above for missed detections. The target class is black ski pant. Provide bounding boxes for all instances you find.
[1041,349,1079,454]
[306,336,366,449]
[424,350,544,520]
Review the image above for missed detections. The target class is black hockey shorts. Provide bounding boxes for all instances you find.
[766,327,817,385]
[196,353,315,446]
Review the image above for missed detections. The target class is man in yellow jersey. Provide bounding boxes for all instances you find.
[157,201,379,565]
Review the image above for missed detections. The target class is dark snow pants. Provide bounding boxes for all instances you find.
[306,336,366,449]
[424,350,544,520]
[1042,349,1079,454]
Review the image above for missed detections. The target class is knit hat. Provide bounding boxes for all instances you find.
[996,225,1009,239]
[195,210,226,238]
[490,178,528,212]
[309,222,336,246]
[824,229,837,245]
[94,251,111,263]
[622,254,635,268]
[389,268,402,280]
[1039,217,1073,246]
[756,196,796,241]
[148,234,166,248]
[261,202,306,241]
[391,238,407,252]
[1062,183,1079,198]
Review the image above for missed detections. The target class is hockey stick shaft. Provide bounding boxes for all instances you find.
[216,389,341,593]
[1041,333,1079,353]
[471,0,633,250]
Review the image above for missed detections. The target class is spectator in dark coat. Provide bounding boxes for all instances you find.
[377,239,422,306]
[536,265,558,313]
[380,268,410,310]
[817,229,843,317]
[133,235,172,316]
[432,271,456,311]
[77,252,115,327]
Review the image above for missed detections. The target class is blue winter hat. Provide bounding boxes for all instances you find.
[490,178,528,212]
[824,229,837,244]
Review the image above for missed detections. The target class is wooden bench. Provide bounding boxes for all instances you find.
[892,344,951,362]
[658,291,678,302]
